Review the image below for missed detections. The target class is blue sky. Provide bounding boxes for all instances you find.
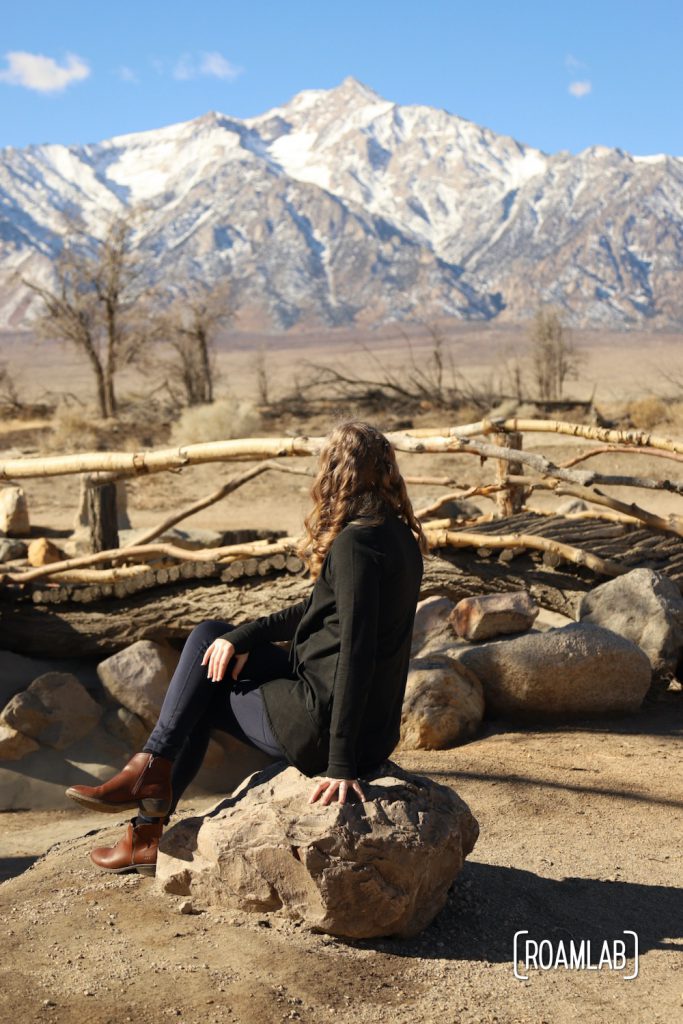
[1,1,681,156]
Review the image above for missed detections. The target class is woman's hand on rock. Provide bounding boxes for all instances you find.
[201,639,249,683]
[308,777,366,805]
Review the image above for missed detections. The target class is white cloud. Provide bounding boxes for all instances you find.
[172,50,242,82]
[0,50,90,93]
[568,79,592,98]
[117,65,138,84]
[199,51,241,80]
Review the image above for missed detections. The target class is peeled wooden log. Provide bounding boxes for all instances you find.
[424,527,626,578]
[124,460,312,549]
[560,444,683,468]
[507,476,683,536]
[493,430,524,516]
[529,508,641,526]
[414,485,501,519]
[0,536,298,585]
[5,551,310,606]
[432,417,683,456]
[223,560,244,580]
[3,418,683,482]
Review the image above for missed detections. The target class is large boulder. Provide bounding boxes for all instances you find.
[452,590,538,641]
[0,672,102,749]
[0,485,30,536]
[410,595,457,657]
[0,722,40,761]
[577,568,683,681]
[156,761,479,939]
[400,653,484,749]
[97,640,180,728]
[456,622,651,719]
[0,650,100,711]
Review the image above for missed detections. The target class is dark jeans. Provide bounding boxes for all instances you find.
[139,620,293,824]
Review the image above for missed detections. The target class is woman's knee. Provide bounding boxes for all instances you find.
[187,619,236,645]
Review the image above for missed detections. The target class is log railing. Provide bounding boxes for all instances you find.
[2,417,682,606]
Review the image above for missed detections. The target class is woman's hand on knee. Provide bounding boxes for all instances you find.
[201,639,249,683]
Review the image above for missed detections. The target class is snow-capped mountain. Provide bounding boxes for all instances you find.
[1,76,681,331]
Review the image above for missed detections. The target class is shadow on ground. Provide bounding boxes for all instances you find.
[349,860,683,964]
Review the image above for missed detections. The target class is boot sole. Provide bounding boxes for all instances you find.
[92,862,156,876]
[65,790,140,813]
[65,789,170,817]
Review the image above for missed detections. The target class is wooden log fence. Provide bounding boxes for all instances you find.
[1,417,682,615]
[3,418,683,481]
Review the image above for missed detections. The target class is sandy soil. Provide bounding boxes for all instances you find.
[0,697,681,1024]
[1,325,682,1023]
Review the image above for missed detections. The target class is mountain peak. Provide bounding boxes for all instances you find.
[330,76,386,104]
[247,77,389,127]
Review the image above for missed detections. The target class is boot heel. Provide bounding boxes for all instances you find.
[139,797,170,817]
[135,863,156,876]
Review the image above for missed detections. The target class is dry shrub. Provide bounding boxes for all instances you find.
[627,396,670,430]
[453,402,481,425]
[169,398,262,445]
[666,401,683,429]
[47,402,104,452]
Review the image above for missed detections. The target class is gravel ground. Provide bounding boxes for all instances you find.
[1,696,681,1024]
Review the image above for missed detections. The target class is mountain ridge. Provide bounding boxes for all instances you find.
[0,77,680,331]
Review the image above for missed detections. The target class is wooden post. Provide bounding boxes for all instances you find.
[76,474,130,534]
[84,474,119,553]
[493,430,524,517]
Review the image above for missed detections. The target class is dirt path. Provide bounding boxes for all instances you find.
[1,696,681,1024]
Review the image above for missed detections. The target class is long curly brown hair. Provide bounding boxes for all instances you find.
[296,420,430,579]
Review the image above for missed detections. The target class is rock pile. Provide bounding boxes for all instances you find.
[399,567,683,737]
[1,567,679,810]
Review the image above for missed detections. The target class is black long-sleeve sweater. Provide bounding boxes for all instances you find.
[217,511,424,779]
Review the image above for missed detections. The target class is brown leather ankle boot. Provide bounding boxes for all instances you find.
[65,751,173,817]
[90,817,164,875]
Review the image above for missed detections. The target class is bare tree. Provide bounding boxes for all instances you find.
[22,208,147,418]
[528,306,582,402]
[0,360,21,412]
[252,345,270,406]
[499,344,526,403]
[656,362,683,397]
[149,281,232,406]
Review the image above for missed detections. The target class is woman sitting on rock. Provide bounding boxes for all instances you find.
[66,420,428,875]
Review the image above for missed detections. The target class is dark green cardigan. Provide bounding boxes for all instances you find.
[218,511,424,779]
